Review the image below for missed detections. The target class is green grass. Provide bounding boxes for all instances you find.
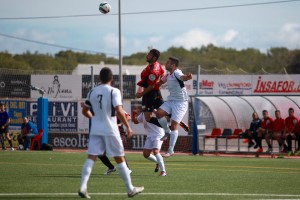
[0,151,300,200]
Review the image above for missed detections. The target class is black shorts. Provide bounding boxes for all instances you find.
[142,90,163,112]
[0,126,9,134]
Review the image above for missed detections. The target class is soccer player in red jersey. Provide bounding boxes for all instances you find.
[256,110,274,153]
[283,107,298,154]
[135,49,165,127]
[270,110,285,152]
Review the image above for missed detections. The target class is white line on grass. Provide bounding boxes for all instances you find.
[0,193,300,197]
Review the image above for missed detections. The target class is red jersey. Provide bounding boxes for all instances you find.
[261,116,273,130]
[285,116,298,133]
[272,118,285,132]
[294,121,300,133]
[137,61,164,90]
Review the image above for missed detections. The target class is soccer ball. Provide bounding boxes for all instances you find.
[99,2,111,14]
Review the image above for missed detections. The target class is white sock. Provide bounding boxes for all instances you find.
[80,159,94,191]
[158,117,170,133]
[155,153,166,172]
[146,154,158,163]
[168,130,178,153]
[118,161,134,193]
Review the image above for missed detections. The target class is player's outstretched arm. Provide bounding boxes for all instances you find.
[116,106,133,138]
[135,85,155,98]
[180,72,192,81]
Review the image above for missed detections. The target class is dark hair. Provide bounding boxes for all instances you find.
[0,102,5,107]
[262,110,268,113]
[99,67,113,83]
[169,56,179,67]
[275,110,281,113]
[289,107,294,112]
[149,49,160,59]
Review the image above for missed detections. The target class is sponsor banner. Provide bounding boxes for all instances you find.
[77,101,90,133]
[2,100,28,126]
[28,101,78,132]
[192,74,300,95]
[0,74,31,98]
[31,75,81,99]
[252,75,300,94]
[82,75,136,99]
[193,75,252,95]
[81,75,101,99]
[48,132,192,152]
[49,132,89,148]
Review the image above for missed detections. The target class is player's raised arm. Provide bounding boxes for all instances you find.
[116,106,133,138]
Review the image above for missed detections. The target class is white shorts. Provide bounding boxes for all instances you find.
[144,137,163,150]
[87,134,125,157]
[160,100,188,123]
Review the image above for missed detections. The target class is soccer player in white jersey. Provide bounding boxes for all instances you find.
[78,67,144,198]
[156,57,192,157]
[132,109,167,176]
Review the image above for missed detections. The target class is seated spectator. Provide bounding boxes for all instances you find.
[283,107,298,155]
[268,110,285,153]
[18,117,38,150]
[256,110,274,153]
[243,112,261,148]
[294,120,300,156]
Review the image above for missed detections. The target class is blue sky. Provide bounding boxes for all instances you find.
[0,0,300,57]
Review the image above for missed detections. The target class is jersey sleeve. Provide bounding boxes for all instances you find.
[136,113,143,123]
[174,69,184,80]
[112,88,123,107]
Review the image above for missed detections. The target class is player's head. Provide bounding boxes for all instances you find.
[169,57,179,67]
[252,112,258,120]
[100,67,113,84]
[165,56,179,72]
[0,102,5,110]
[23,117,29,124]
[275,110,281,119]
[262,110,269,119]
[288,107,294,117]
[146,49,160,63]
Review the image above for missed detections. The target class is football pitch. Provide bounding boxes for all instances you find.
[0,151,300,200]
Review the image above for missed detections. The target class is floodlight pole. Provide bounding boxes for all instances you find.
[118,0,123,96]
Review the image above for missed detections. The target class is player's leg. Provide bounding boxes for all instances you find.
[163,101,188,156]
[296,133,300,155]
[256,128,264,153]
[265,132,273,153]
[153,146,166,176]
[164,120,179,157]
[156,103,172,139]
[4,130,14,150]
[0,132,5,150]
[144,111,162,128]
[144,92,164,128]
[17,134,24,150]
[143,139,158,163]
[286,134,293,153]
[79,135,104,198]
[107,134,143,197]
[274,132,283,152]
[98,154,116,175]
